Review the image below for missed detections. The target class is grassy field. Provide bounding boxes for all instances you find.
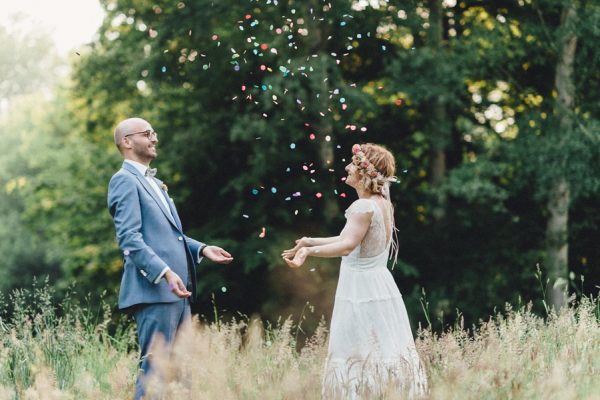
[0,284,599,399]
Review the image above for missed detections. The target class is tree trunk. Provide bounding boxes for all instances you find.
[308,0,338,221]
[546,3,577,311]
[546,179,570,311]
[429,0,449,220]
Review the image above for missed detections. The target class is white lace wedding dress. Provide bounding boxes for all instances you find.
[322,198,427,399]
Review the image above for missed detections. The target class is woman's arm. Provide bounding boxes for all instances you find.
[283,211,372,268]
[305,236,340,246]
[281,236,340,259]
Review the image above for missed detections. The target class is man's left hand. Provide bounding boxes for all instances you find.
[202,246,234,264]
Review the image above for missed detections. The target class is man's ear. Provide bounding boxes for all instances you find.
[121,137,132,150]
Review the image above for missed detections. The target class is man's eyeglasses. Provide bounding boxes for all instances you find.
[125,130,158,140]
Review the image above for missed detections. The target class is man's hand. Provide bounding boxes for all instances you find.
[202,246,234,264]
[164,270,191,298]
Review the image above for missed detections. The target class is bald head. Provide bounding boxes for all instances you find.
[114,117,151,147]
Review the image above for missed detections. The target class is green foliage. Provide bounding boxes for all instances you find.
[0,20,59,101]
[0,0,599,329]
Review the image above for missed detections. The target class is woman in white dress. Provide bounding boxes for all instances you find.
[282,143,427,399]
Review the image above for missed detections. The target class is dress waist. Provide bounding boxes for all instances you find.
[341,251,389,271]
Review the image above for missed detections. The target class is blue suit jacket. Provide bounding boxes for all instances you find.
[108,162,205,310]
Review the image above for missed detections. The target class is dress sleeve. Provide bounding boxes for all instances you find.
[344,198,375,219]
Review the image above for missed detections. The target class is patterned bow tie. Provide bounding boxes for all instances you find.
[145,167,157,178]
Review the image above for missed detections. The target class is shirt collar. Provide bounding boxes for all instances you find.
[124,159,151,176]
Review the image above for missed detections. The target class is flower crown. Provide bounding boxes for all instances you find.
[351,144,398,195]
[352,144,384,179]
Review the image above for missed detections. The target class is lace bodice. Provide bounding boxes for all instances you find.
[344,198,391,258]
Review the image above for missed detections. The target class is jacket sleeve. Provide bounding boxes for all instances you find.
[184,236,206,265]
[108,173,169,283]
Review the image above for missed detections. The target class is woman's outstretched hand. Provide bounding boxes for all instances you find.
[281,237,310,259]
[283,247,309,268]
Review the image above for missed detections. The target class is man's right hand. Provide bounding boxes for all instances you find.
[164,270,191,298]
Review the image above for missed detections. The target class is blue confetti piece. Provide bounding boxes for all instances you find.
[290,143,296,149]
[161,66,167,72]
[251,188,259,195]
[271,187,277,194]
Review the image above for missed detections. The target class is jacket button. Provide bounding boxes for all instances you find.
[178,236,183,241]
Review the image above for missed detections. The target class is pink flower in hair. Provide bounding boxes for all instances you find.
[370,170,378,178]
[352,144,361,155]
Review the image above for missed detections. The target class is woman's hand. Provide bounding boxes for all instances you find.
[281,237,311,259]
[283,247,309,268]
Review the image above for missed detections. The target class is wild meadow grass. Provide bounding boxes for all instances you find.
[0,281,599,399]
[0,281,138,399]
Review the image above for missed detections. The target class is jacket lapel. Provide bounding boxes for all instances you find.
[122,162,179,229]
[155,177,184,231]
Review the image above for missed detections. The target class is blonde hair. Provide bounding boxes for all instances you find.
[353,143,397,196]
[351,143,400,266]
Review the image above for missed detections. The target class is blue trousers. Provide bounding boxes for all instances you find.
[133,299,191,400]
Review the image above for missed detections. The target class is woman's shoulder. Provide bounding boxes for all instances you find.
[345,198,376,217]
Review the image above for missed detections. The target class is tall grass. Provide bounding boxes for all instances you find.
[0,279,137,399]
[0,281,599,399]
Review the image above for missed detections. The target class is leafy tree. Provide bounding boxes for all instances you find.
[3,0,599,330]
[0,17,59,111]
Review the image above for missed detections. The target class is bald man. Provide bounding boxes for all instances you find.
[108,117,233,399]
